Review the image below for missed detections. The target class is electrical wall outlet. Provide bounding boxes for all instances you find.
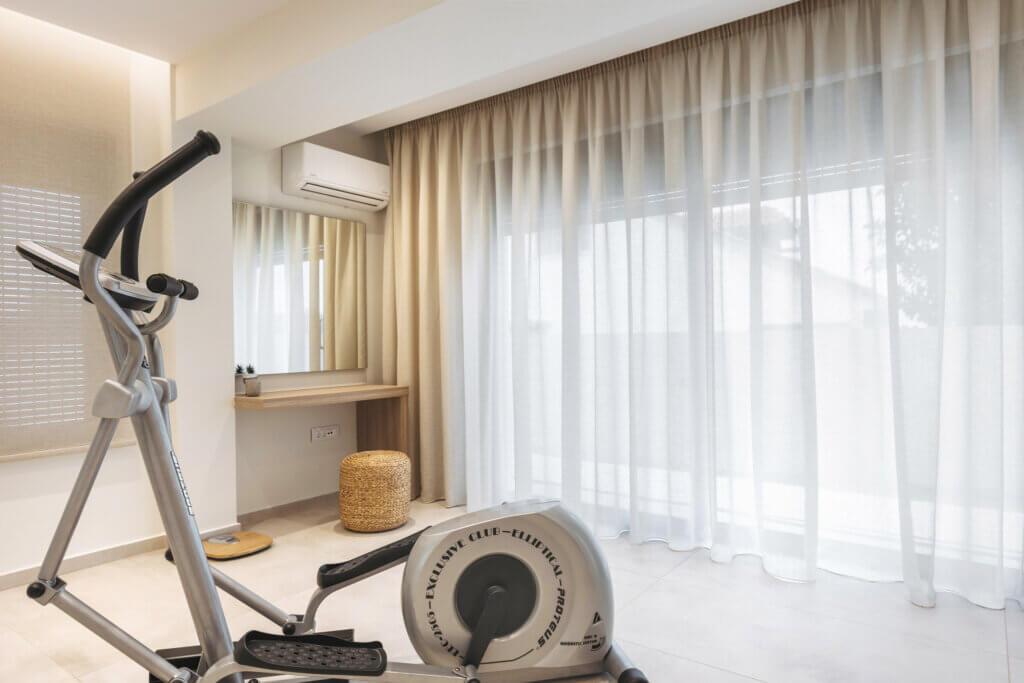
[311,424,340,442]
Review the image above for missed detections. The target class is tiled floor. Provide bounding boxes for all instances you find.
[1,497,1019,682]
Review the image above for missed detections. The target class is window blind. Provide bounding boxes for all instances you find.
[0,186,88,430]
[0,8,165,459]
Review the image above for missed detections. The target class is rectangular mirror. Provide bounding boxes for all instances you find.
[232,201,366,374]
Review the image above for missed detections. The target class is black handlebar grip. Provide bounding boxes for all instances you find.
[120,170,146,281]
[146,273,185,298]
[120,211,147,281]
[84,131,220,259]
[179,279,199,301]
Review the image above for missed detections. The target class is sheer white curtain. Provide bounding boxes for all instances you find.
[385,0,1024,608]
[233,202,310,374]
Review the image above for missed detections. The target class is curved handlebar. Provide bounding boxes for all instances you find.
[83,130,220,259]
[119,172,147,281]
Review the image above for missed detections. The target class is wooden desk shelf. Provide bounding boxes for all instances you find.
[235,384,409,457]
[234,384,408,410]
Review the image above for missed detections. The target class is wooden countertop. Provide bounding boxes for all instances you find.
[234,384,408,410]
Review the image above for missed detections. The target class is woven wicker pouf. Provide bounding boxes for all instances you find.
[339,450,411,532]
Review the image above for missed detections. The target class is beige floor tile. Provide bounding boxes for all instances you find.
[241,511,312,538]
[1011,657,1024,683]
[610,567,660,607]
[0,630,77,682]
[599,537,693,579]
[617,579,1008,682]
[617,640,762,681]
[76,658,151,683]
[663,551,1009,656]
[1009,606,1024,660]
[0,582,45,631]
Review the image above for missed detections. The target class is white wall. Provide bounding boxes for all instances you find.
[231,141,386,514]
[236,404,357,515]
[0,446,163,579]
[169,129,239,534]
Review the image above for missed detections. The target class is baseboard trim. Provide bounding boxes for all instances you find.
[238,492,337,528]
[0,522,241,591]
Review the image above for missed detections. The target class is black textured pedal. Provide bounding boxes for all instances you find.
[235,631,386,677]
[317,527,428,588]
[148,629,354,682]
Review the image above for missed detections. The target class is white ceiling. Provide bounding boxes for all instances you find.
[178,0,789,147]
[0,0,291,62]
[2,0,790,148]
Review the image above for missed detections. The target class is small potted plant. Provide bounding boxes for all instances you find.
[234,364,245,395]
[243,364,261,397]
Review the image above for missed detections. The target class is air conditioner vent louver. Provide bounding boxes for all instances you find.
[299,182,386,209]
[282,142,390,212]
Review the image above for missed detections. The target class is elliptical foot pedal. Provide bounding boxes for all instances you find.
[317,527,428,588]
[235,630,386,677]
[148,629,354,682]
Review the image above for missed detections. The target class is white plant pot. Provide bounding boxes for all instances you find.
[244,375,262,397]
[234,374,245,395]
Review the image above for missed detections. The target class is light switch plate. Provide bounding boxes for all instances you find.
[311,424,340,441]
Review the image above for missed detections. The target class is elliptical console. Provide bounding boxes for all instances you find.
[16,239,158,311]
[402,501,615,682]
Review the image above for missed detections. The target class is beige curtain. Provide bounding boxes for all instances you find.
[383,0,1024,608]
[383,125,465,502]
[313,215,367,371]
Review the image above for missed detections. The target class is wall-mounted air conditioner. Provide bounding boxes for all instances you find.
[281,141,390,211]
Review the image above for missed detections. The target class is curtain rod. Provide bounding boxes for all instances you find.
[388,0,844,133]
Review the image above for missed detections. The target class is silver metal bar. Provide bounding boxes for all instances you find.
[138,296,178,335]
[38,417,119,581]
[82,254,238,678]
[100,314,129,370]
[51,588,183,682]
[377,662,468,682]
[146,333,165,383]
[131,372,238,681]
[209,565,292,627]
[145,333,171,430]
[296,557,407,633]
[80,253,144,387]
[132,309,173,433]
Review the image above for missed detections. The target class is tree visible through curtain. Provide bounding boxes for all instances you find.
[383,0,1024,608]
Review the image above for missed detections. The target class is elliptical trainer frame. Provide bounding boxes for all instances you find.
[19,131,648,683]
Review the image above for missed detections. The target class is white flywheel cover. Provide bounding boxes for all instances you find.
[401,500,614,680]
